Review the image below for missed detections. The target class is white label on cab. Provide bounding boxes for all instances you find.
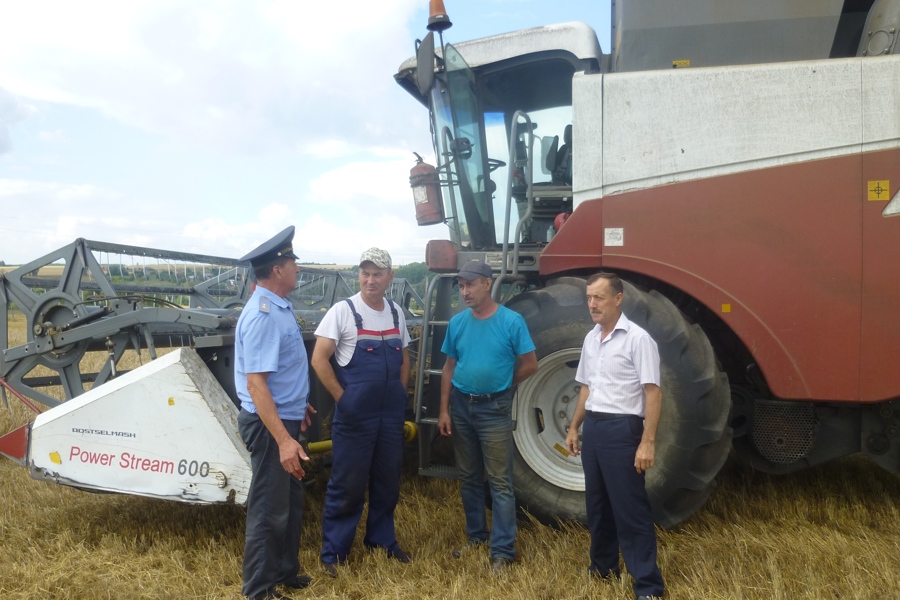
[604,227,624,247]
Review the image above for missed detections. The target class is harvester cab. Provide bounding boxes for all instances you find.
[396,10,602,288]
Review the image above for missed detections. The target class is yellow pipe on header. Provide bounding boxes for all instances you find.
[306,421,418,455]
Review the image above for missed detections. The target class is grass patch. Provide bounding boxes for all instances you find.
[4,313,900,599]
[1,457,899,599]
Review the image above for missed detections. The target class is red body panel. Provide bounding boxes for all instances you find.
[541,149,900,402]
[861,150,900,401]
[0,424,29,463]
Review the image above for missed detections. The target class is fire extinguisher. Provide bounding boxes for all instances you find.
[409,153,444,226]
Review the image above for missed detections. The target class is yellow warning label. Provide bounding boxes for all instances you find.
[49,452,61,465]
[554,443,571,457]
[721,304,732,313]
[672,59,690,68]
[868,180,890,201]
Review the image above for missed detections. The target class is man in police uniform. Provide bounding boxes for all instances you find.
[234,226,314,600]
[311,248,412,575]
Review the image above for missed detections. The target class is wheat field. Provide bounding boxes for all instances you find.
[3,311,900,600]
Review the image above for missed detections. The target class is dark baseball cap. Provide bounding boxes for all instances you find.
[457,260,493,280]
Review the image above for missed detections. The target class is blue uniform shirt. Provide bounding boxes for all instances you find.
[442,305,535,394]
[234,285,309,420]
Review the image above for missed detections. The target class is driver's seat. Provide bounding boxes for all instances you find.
[552,125,572,186]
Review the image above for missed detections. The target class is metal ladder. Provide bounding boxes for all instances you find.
[412,272,462,478]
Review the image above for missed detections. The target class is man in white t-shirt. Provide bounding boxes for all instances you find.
[311,248,412,576]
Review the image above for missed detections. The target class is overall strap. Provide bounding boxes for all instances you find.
[386,298,399,329]
[343,298,363,331]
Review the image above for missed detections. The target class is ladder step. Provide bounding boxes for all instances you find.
[418,465,459,479]
[423,369,443,376]
[427,320,449,326]
[418,417,440,425]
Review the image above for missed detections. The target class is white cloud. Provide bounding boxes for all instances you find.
[37,129,69,144]
[308,158,414,206]
[0,87,35,154]
[0,179,291,263]
[293,209,436,267]
[0,0,427,156]
[297,158,440,265]
[0,1,452,267]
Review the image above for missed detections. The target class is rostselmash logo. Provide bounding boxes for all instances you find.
[71,428,137,439]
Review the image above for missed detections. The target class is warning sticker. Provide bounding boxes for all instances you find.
[868,180,890,201]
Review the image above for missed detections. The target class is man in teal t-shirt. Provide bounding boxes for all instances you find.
[438,260,537,573]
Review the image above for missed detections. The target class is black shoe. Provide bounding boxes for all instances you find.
[491,556,513,575]
[283,574,312,589]
[588,566,621,581]
[389,547,412,563]
[451,539,486,559]
[322,562,339,578]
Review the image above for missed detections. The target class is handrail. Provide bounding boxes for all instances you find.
[413,274,441,425]
[438,125,463,245]
[495,110,536,301]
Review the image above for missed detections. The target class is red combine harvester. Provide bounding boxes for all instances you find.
[397,0,900,526]
[1,1,899,528]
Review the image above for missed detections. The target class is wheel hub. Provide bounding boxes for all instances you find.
[513,348,586,491]
[29,292,89,368]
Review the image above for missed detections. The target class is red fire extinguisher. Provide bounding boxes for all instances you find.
[410,153,444,226]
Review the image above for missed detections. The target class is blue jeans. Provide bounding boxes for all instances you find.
[450,387,516,561]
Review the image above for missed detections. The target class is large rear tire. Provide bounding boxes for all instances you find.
[506,276,732,527]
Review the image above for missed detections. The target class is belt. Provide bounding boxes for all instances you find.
[587,411,641,420]
[456,388,511,402]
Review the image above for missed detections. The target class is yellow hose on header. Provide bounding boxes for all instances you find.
[306,421,418,454]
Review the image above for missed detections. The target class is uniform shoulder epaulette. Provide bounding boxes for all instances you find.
[259,296,270,314]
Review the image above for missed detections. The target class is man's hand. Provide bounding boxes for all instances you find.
[634,440,655,473]
[438,410,452,437]
[311,336,344,403]
[279,437,310,479]
[300,403,317,432]
[565,426,581,456]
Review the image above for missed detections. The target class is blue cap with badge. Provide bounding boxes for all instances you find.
[240,226,300,267]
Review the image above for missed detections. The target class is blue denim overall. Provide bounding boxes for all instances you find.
[321,298,406,565]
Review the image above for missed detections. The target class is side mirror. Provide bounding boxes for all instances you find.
[416,32,435,96]
[450,137,472,159]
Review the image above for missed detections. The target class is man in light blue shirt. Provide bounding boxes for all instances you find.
[234,225,314,600]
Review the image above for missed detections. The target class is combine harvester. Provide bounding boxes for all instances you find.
[3,0,900,528]
[398,0,900,527]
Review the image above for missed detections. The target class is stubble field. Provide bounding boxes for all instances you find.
[2,311,900,600]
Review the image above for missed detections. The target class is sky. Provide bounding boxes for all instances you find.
[0,0,611,267]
